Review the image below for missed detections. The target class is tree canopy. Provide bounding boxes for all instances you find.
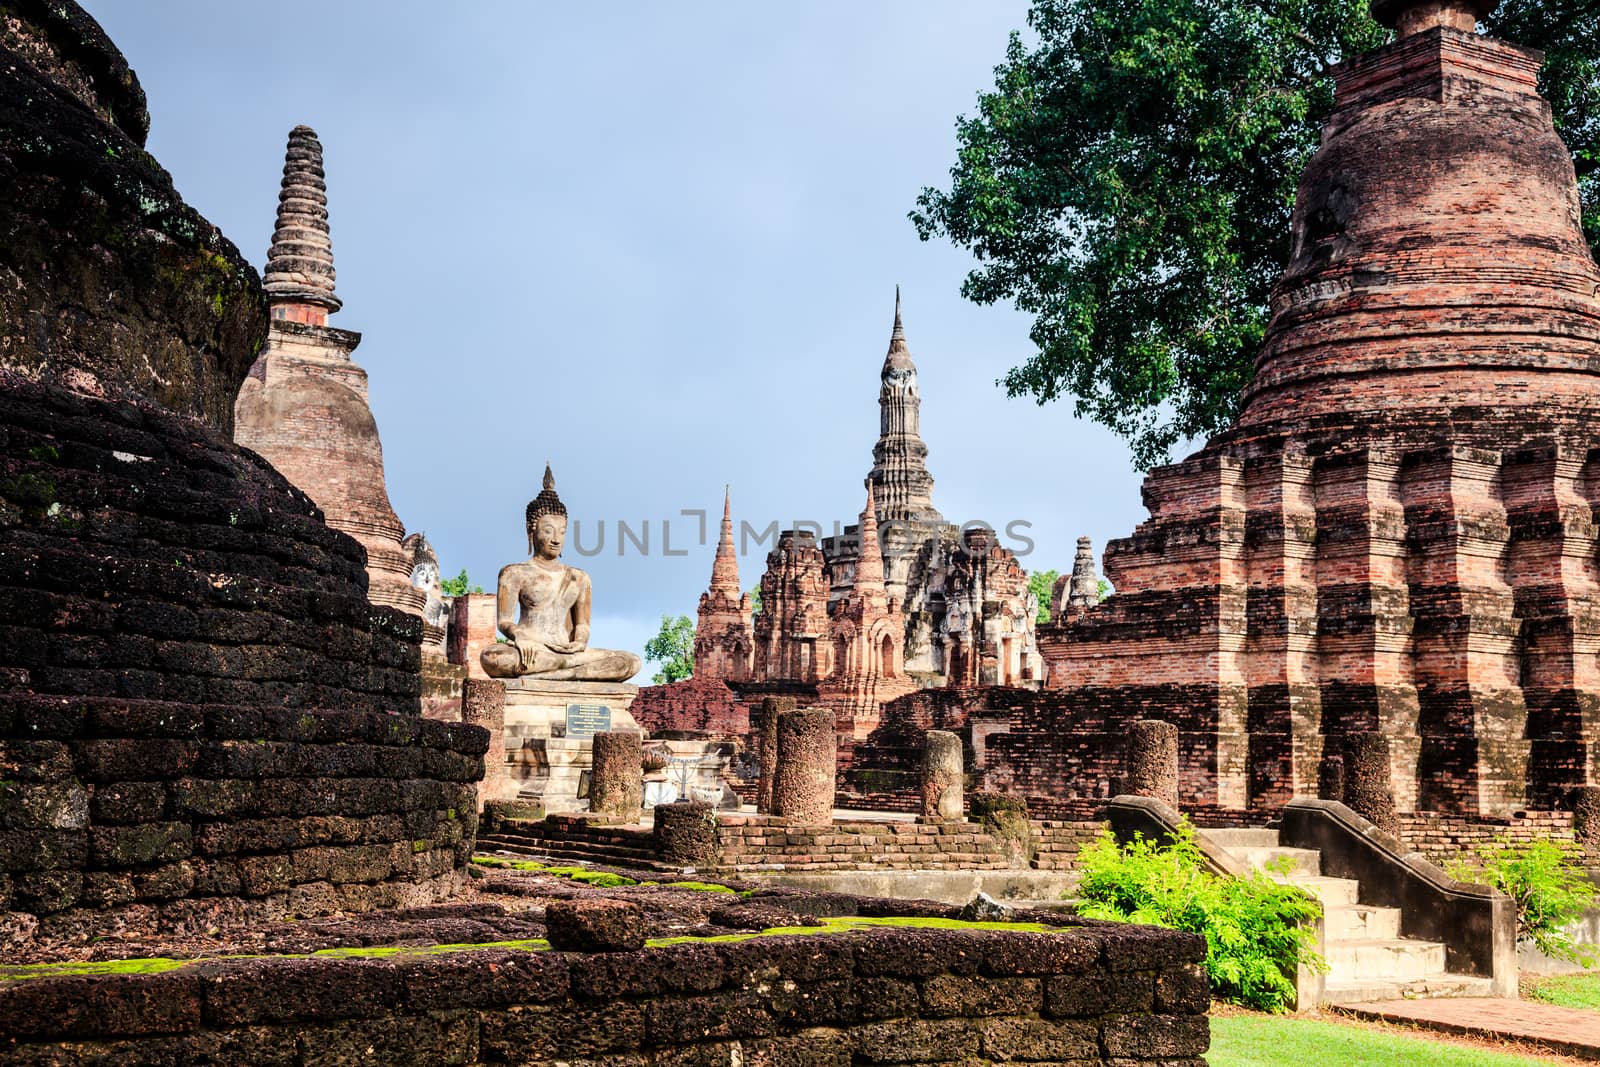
[440,568,482,596]
[1027,568,1060,624]
[914,0,1599,469]
[644,614,695,684]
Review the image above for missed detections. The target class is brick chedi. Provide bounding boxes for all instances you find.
[1033,0,1600,817]
[693,488,754,681]
[0,1,485,942]
[234,125,425,622]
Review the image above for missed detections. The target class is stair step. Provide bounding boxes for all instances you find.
[1326,938,1447,981]
[1324,904,1401,940]
[1322,973,1495,1006]
[1205,829,1281,849]
[1233,846,1321,878]
[1275,875,1360,907]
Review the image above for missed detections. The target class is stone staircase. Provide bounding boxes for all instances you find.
[476,816,677,872]
[1206,828,1495,1006]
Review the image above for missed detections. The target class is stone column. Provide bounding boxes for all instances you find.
[772,707,835,824]
[1124,719,1179,809]
[462,679,506,811]
[1572,787,1600,851]
[754,696,793,814]
[921,730,964,820]
[589,731,643,820]
[1342,733,1399,836]
[1317,748,1346,803]
[653,800,720,867]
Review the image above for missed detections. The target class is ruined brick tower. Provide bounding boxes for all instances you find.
[1036,0,1600,816]
[234,126,424,620]
[818,485,917,737]
[694,488,754,681]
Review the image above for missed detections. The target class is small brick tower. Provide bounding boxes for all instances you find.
[694,487,754,681]
[235,125,424,620]
[820,485,917,739]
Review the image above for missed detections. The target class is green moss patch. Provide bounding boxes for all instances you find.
[0,917,1067,983]
[659,881,737,894]
[471,856,638,887]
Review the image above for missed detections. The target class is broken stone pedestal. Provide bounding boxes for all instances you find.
[501,679,640,813]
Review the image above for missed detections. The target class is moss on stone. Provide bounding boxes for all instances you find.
[659,881,737,894]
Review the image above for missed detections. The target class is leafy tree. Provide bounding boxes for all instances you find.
[747,584,762,620]
[644,614,695,684]
[914,0,1599,469]
[1027,568,1060,624]
[1076,821,1325,1012]
[440,568,482,596]
[1446,837,1598,965]
[1097,577,1111,600]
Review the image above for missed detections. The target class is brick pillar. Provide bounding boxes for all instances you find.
[462,679,506,811]
[1343,733,1400,836]
[590,731,642,820]
[653,800,720,866]
[773,707,835,824]
[1124,719,1180,809]
[921,730,964,820]
[754,696,793,815]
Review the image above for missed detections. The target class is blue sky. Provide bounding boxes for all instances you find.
[92,2,1151,675]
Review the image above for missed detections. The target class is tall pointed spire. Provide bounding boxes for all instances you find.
[854,484,885,592]
[708,484,740,595]
[868,287,942,524]
[264,125,341,317]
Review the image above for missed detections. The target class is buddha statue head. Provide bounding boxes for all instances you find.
[525,463,569,560]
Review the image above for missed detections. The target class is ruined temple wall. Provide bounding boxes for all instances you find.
[0,924,1211,1067]
[1,691,487,942]
[629,677,748,739]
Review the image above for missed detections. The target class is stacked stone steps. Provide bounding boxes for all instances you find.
[476,820,678,872]
[1205,829,1489,1006]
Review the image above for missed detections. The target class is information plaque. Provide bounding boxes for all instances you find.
[565,703,612,739]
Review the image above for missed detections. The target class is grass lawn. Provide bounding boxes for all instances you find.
[1525,972,1600,1010]
[1208,1012,1574,1067]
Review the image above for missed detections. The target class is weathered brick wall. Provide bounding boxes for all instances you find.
[1033,821,1106,871]
[0,376,424,718]
[1400,810,1581,866]
[1,693,488,944]
[629,677,749,739]
[715,816,1011,872]
[0,922,1210,1066]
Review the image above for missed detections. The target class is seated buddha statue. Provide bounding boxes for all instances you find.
[479,466,642,683]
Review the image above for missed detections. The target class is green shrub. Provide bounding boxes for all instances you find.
[1074,822,1324,1012]
[1446,836,1597,966]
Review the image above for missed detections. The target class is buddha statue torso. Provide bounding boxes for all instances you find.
[480,466,641,683]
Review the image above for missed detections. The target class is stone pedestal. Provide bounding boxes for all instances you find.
[501,679,639,813]
[921,730,964,820]
[462,679,507,809]
[1343,733,1400,836]
[773,707,836,825]
[754,696,793,814]
[591,731,643,818]
[1124,720,1179,810]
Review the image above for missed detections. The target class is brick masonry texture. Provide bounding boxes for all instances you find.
[491,810,1105,875]
[0,692,488,942]
[0,1,488,939]
[0,920,1210,1066]
[1029,20,1600,818]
